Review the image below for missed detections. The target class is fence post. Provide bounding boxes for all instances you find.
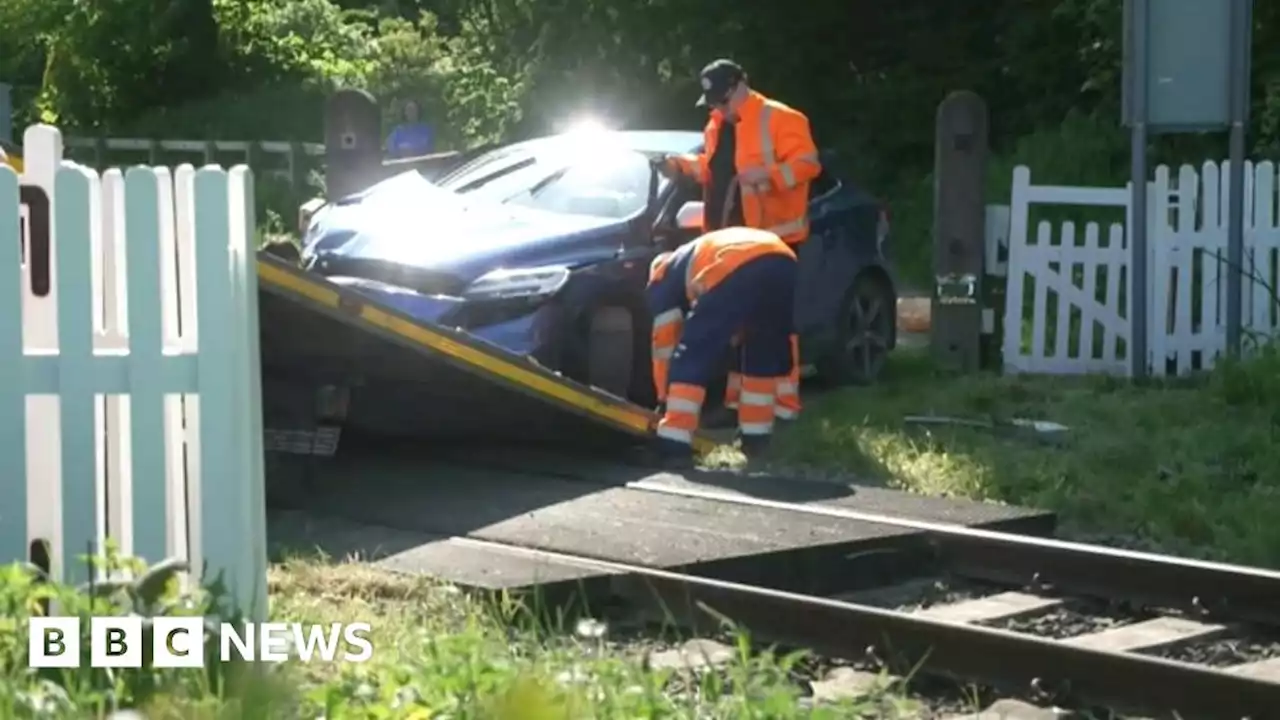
[23,125,66,579]
[53,164,99,586]
[289,142,305,196]
[191,165,268,620]
[0,161,24,561]
[0,83,11,143]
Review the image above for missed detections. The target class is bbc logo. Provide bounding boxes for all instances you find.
[30,617,209,668]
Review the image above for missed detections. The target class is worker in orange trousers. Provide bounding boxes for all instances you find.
[646,227,797,466]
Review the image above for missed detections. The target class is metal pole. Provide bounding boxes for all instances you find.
[0,82,12,144]
[1129,0,1149,380]
[1224,0,1250,358]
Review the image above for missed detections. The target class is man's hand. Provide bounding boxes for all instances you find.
[738,166,770,189]
[651,155,680,179]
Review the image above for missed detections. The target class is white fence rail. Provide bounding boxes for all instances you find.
[64,136,324,193]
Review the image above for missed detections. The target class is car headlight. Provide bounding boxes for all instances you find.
[464,265,570,301]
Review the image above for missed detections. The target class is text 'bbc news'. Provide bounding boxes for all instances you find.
[29,617,374,668]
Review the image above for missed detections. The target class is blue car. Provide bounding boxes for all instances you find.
[299,129,897,406]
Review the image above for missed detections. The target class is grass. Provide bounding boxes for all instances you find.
[0,557,927,718]
[11,322,1280,718]
[759,344,1280,566]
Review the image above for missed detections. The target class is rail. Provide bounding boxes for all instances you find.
[298,512,1280,718]
[313,448,1280,717]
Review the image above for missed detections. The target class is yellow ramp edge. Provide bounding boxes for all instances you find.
[256,256,716,454]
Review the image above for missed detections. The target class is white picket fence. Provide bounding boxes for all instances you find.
[998,160,1280,377]
[1,125,267,618]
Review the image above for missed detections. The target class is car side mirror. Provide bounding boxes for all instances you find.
[676,201,704,231]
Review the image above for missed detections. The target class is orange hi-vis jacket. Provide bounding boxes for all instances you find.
[646,227,796,401]
[670,91,821,245]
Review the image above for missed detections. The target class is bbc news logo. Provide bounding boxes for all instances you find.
[29,617,374,668]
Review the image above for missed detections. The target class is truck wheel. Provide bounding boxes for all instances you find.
[586,306,634,398]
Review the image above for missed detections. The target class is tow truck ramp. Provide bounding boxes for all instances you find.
[256,256,711,453]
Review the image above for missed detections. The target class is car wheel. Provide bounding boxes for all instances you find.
[820,271,895,385]
[585,306,634,398]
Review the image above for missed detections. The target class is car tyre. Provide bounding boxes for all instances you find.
[818,270,895,385]
[585,306,634,398]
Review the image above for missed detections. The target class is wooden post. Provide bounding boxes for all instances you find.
[289,142,306,196]
[245,141,262,178]
[0,82,11,143]
[931,91,990,373]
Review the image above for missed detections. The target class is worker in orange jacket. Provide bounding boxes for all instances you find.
[659,59,820,425]
[647,226,798,466]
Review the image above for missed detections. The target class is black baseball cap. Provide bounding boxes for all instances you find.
[695,59,745,107]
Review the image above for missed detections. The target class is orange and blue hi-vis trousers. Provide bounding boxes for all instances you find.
[646,227,797,458]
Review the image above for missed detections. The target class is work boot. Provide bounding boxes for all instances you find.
[630,438,696,470]
[738,433,772,462]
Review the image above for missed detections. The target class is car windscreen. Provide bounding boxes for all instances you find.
[437,146,664,220]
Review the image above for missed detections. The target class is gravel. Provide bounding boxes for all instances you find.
[976,600,1140,640]
[1143,631,1280,667]
[837,576,1000,613]
[545,596,1177,719]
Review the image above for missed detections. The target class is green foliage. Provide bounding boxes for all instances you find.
[4,0,1277,179]
[1,556,918,717]
[0,548,297,718]
[3,0,1278,284]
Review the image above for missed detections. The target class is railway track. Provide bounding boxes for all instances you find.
[273,445,1280,717]
[438,530,1280,719]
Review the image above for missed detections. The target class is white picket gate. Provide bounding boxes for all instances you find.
[999,160,1280,377]
[1,125,267,618]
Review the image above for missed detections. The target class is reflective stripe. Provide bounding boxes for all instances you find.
[778,154,818,189]
[667,397,701,414]
[724,402,739,409]
[774,407,798,419]
[740,391,773,406]
[685,248,698,299]
[656,425,693,443]
[652,346,674,360]
[766,218,807,237]
[739,422,773,435]
[775,381,797,395]
[779,164,795,188]
[756,104,815,228]
[653,308,683,327]
[759,105,776,168]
